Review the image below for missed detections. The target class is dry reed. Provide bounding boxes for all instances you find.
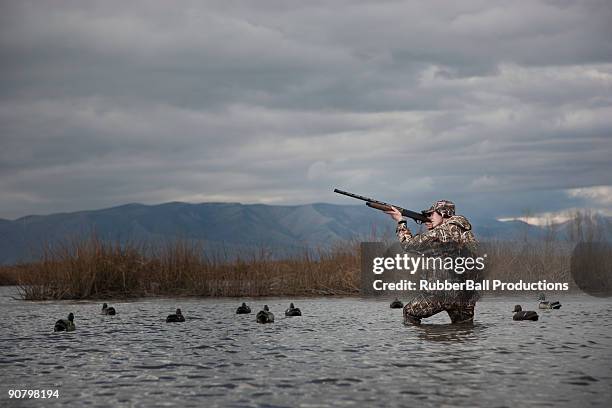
[14,234,361,300]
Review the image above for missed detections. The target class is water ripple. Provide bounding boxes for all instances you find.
[0,290,610,407]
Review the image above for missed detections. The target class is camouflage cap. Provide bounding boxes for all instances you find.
[422,200,455,218]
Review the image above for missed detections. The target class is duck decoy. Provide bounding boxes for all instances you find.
[285,302,302,317]
[512,305,538,321]
[256,305,274,323]
[101,303,116,315]
[54,313,76,332]
[166,308,185,323]
[537,293,561,309]
[236,302,251,314]
[390,298,403,309]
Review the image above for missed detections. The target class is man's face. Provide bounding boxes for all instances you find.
[425,211,444,230]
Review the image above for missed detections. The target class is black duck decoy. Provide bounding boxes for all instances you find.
[54,313,76,332]
[390,298,403,308]
[256,305,274,323]
[166,308,185,323]
[102,303,116,315]
[236,302,251,314]
[285,302,302,317]
[513,305,538,321]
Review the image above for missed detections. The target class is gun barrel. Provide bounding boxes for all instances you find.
[333,189,371,202]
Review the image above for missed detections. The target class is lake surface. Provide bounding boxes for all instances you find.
[0,287,611,407]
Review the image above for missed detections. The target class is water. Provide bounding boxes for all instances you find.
[0,287,611,407]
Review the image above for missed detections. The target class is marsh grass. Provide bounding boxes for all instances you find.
[482,211,609,289]
[14,234,360,300]
[480,240,573,285]
[11,235,576,300]
[0,266,20,286]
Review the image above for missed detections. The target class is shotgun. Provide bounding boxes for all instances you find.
[333,188,429,223]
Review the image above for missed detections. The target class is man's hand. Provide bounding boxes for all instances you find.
[384,206,404,222]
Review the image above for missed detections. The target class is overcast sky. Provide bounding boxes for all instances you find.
[0,0,611,221]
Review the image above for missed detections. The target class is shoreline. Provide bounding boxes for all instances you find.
[0,284,590,302]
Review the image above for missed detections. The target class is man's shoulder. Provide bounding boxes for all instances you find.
[443,215,472,231]
[432,215,477,245]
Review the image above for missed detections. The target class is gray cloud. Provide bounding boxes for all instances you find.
[0,0,611,220]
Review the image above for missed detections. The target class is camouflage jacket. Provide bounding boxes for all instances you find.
[397,215,479,303]
[396,215,477,252]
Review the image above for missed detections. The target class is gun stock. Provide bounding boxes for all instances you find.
[365,202,391,211]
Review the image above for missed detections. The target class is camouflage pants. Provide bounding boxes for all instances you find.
[403,293,475,325]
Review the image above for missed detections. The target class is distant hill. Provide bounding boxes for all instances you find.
[0,202,391,264]
[0,202,608,265]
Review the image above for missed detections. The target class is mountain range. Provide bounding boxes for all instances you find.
[0,202,608,265]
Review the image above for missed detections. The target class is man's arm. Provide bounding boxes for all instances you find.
[396,221,440,250]
[398,221,472,250]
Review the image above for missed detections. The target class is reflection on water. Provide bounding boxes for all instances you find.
[0,288,610,407]
[415,323,485,342]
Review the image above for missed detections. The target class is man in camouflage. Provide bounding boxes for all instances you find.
[385,200,479,325]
